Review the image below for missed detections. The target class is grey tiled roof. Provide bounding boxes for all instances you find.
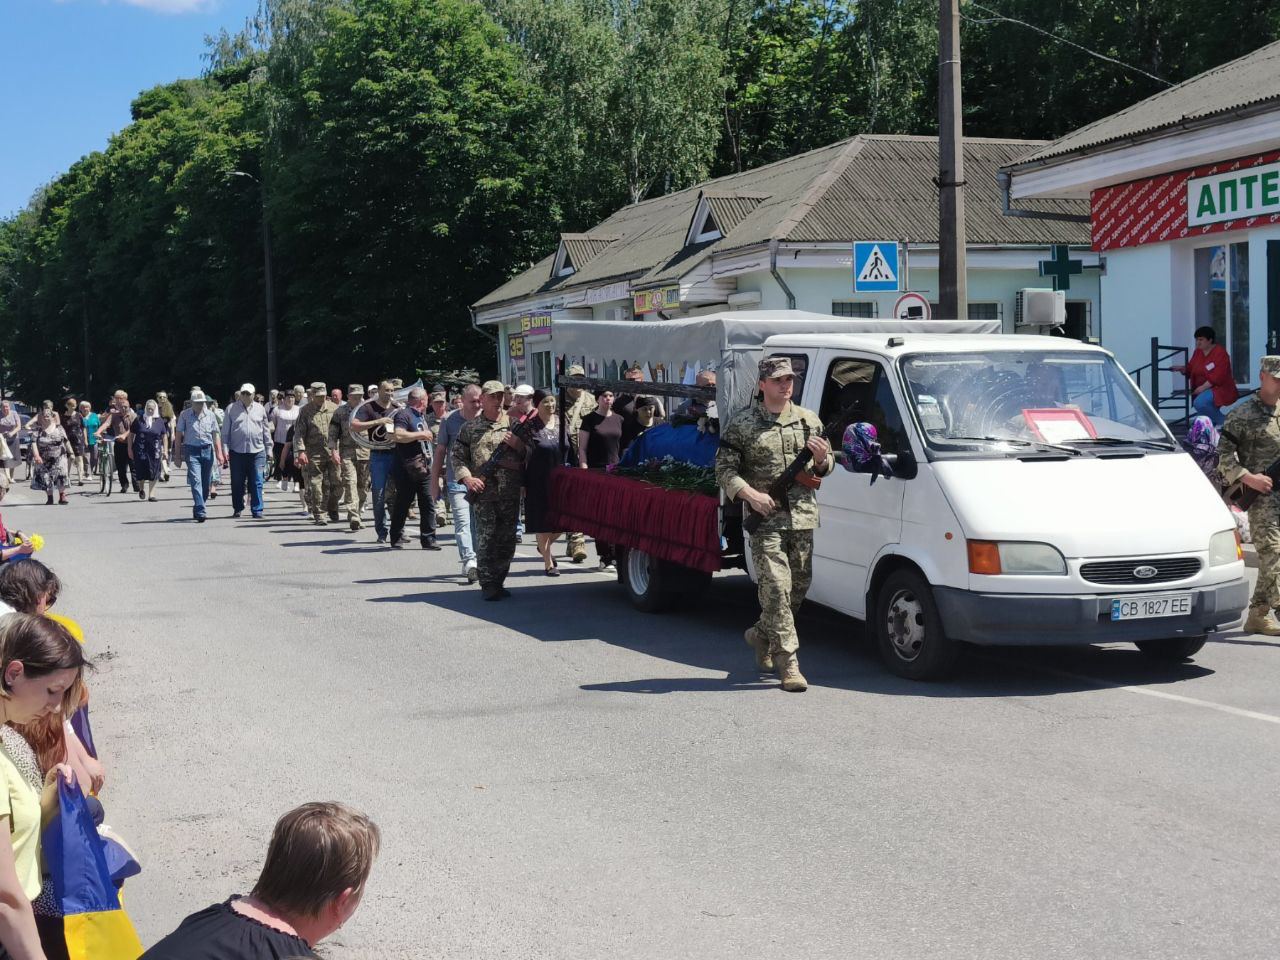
[1010,40,1280,166]
[475,135,1090,310]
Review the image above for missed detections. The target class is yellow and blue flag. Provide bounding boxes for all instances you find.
[42,778,143,960]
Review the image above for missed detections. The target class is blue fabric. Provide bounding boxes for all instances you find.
[229,450,266,516]
[1193,389,1224,427]
[177,407,219,448]
[446,482,476,564]
[617,422,719,469]
[185,447,213,518]
[42,778,122,915]
[370,450,394,539]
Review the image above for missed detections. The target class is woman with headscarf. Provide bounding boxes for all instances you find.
[156,390,176,474]
[29,408,71,506]
[129,399,170,502]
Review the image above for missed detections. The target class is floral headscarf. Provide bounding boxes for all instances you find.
[1186,415,1218,455]
[839,421,893,484]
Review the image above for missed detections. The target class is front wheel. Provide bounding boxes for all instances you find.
[619,547,677,613]
[1135,636,1206,660]
[874,569,960,680]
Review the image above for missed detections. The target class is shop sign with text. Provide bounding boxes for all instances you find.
[633,286,680,315]
[1091,150,1280,251]
[517,312,552,337]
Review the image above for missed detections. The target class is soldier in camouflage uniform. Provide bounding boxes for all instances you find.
[329,383,372,532]
[294,382,341,526]
[1219,355,1280,636]
[716,357,833,691]
[561,363,595,564]
[453,380,525,601]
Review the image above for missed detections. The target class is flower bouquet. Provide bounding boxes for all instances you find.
[607,456,718,496]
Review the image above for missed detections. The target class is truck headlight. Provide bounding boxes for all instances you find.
[1209,529,1243,566]
[967,540,1067,575]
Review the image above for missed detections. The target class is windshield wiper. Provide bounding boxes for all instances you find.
[1068,436,1177,451]
[941,436,1083,456]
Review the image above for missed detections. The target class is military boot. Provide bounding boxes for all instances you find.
[1243,603,1280,636]
[744,627,774,673]
[775,653,808,692]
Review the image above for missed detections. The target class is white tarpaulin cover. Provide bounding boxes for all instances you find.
[552,310,999,421]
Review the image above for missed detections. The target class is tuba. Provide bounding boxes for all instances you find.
[348,379,423,452]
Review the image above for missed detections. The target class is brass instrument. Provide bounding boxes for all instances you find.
[347,379,423,452]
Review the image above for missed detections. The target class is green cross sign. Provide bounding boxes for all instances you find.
[1038,244,1083,292]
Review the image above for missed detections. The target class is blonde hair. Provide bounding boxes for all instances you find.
[251,802,380,917]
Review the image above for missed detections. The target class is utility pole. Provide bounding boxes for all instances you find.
[82,294,91,400]
[230,171,278,390]
[937,0,968,320]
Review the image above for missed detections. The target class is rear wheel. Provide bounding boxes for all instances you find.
[1135,636,1206,660]
[875,568,960,680]
[620,547,673,613]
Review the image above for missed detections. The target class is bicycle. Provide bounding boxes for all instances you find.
[96,440,115,495]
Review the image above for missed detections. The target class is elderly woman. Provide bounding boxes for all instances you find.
[61,400,87,487]
[129,399,170,502]
[523,393,565,576]
[29,409,71,506]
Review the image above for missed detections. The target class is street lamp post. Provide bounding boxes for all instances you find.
[230,171,278,390]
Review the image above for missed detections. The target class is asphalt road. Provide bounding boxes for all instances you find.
[3,474,1277,959]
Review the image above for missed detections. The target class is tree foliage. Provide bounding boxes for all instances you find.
[2,0,1279,401]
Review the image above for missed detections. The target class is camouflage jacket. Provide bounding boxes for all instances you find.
[1219,394,1280,486]
[716,401,832,532]
[564,390,597,461]
[294,399,338,457]
[452,412,522,501]
[327,403,370,461]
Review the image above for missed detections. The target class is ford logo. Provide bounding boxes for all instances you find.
[1133,565,1158,579]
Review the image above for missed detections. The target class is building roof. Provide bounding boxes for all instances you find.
[475,134,1090,311]
[1011,40,1280,167]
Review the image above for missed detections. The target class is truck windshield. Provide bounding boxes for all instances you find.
[900,350,1174,457]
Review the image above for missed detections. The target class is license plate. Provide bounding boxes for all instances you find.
[1110,593,1192,621]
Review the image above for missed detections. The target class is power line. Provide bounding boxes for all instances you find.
[962,1,1173,87]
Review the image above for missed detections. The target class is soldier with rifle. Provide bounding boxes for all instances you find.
[716,357,833,691]
[1219,355,1280,636]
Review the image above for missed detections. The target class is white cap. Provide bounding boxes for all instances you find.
[190,390,207,403]
[513,383,535,397]
[239,382,255,395]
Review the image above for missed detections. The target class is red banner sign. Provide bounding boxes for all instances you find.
[1090,150,1280,251]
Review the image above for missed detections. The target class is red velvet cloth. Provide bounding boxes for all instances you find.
[545,467,722,573]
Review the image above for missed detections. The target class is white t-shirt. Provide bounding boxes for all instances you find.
[271,405,300,444]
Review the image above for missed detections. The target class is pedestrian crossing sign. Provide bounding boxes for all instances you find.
[853,241,901,293]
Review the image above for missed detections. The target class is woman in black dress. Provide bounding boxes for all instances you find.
[129,399,170,501]
[577,389,624,571]
[523,393,564,576]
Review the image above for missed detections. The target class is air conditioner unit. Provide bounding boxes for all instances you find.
[1015,288,1066,327]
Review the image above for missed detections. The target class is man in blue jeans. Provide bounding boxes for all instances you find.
[175,389,225,522]
[221,383,272,519]
[352,379,400,544]
[432,383,480,581]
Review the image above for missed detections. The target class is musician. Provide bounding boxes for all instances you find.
[387,387,441,552]
[715,357,832,692]
[452,380,526,601]
[352,379,400,545]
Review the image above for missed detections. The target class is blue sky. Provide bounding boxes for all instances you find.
[1,0,260,217]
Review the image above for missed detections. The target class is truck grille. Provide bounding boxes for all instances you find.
[1080,557,1202,585]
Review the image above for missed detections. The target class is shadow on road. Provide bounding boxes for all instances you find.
[361,567,1216,699]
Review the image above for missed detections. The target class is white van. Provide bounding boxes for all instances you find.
[767,332,1248,678]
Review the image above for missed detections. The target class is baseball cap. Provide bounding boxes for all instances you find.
[758,356,795,380]
[190,389,208,403]
[430,391,446,402]
[239,382,255,395]
[513,384,535,397]
[481,380,506,395]
[348,383,365,396]
[566,363,586,376]
[1261,356,1280,376]
[309,381,326,395]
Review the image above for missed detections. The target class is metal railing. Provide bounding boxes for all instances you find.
[1129,338,1190,430]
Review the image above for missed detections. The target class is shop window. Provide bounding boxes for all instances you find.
[968,302,1000,322]
[531,350,553,390]
[818,357,907,455]
[1195,243,1250,383]
[832,301,876,318]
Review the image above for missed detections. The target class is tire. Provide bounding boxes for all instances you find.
[1135,635,1206,661]
[874,568,961,680]
[619,547,675,613]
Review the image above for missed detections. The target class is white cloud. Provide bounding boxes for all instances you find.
[118,0,218,14]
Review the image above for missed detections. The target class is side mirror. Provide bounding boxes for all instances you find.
[892,448,918,480]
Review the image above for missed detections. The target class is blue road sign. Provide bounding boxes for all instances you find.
[853,241,901,293]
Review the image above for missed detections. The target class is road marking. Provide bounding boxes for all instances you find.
[977,654,1280,726]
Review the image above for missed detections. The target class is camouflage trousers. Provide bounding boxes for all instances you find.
[338,458,371,523]
[472,494,521,589]
[749,529,815,655]
[302,458,341,519]
[1249,496,1280,609]
[565,531,587,557]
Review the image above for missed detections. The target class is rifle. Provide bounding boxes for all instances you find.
[464,410,543,505]
[741,420,840,536]
[1226,456,1280,510]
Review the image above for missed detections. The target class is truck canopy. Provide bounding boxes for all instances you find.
[552,310,998,422]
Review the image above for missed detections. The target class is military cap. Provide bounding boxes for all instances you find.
[481,379,506,395]
[430,391,446,402]
[348,383,365,396]
[1261,356,1280,376]
[758,356,795,379]
[309,381,326,395]
[566,363,586,376]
